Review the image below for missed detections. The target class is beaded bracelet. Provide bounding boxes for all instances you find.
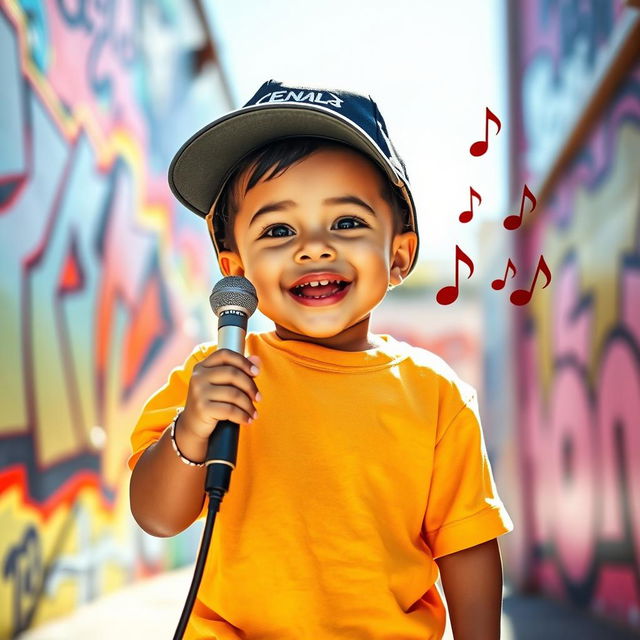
[169,408,209,467]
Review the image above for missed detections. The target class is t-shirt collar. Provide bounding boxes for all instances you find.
[256,330,408,372]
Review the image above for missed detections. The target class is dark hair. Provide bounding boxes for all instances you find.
[212,136,412,253]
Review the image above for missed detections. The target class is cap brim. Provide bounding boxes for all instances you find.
[169,102,408,218]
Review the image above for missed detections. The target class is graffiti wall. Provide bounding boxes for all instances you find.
[0,0,232,636]
[501,0,640,631]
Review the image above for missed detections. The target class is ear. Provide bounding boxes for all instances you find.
[218,250,245,277]
[389,231,418,286]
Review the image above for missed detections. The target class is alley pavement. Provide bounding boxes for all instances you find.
[17,567,640,639]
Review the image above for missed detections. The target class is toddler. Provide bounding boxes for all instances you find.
[129,79,514,639]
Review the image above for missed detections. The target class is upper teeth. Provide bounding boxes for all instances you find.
[295,279,338,288]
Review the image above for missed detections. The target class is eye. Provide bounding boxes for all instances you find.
[259,224,294,238]
[333,216,368,230]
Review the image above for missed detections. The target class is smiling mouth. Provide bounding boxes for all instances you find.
[289,279,351,299]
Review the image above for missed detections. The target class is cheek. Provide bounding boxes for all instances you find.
[243,256,282,296]
[358,243,391,273]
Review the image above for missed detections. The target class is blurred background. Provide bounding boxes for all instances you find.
[1,0,639,638]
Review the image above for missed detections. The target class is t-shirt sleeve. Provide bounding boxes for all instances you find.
[422,392,514,560]
[127,343,215,473]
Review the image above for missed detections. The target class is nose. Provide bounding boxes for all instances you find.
[293,231,337,264]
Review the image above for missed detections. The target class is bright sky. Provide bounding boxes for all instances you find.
[204,0,508,280]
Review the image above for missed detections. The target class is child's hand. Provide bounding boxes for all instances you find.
[180,350,261,440]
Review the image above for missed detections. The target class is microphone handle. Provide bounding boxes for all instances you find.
[205,310,248,496]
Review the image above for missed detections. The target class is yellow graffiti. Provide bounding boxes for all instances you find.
[532,123,640,397]
[0,470,133,638]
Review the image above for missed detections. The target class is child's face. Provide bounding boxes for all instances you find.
[218,147,417,351]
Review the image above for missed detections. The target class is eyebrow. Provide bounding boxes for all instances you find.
[248,195,376,227]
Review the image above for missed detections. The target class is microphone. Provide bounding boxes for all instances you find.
[172,276,259,640]
[205,276,258,502]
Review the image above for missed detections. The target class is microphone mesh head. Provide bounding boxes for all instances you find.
[209,276,258,317]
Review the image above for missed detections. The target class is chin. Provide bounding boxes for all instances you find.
[277,320,351,339]
[295,325,346,338]
[294,315,370,338]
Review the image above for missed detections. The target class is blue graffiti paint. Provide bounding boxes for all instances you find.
[3,525,42,636]
[18,0,50,72]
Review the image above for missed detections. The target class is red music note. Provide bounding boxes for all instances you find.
[503,184,537,231]
[470,107,502,157]
[510,255,552,306]
[491,258,517,290]
[459,187,482,224]
[436,245,475,305]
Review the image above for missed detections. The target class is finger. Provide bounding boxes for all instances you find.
[200,348,260,377]
[207,400,256,425]
[205,385,258,420]
[201,365,260,402]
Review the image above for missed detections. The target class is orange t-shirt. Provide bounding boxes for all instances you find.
[128,331,513,639]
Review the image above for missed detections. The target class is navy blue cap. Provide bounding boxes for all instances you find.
[168,79,419,273]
